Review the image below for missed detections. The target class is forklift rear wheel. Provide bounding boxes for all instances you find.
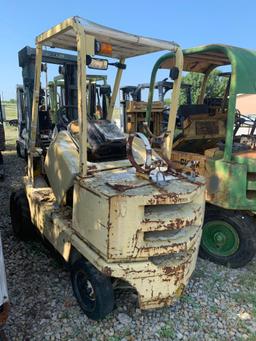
[199,206,256,268]
[71,258,114,320]
[10,189,35,240]
[16,142,21,158]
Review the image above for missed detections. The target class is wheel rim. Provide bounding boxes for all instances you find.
[202,220,240,257]
[75,270,96,312]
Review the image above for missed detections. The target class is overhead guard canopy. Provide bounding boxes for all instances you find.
[35,16,179,58]
[158,44,256,94]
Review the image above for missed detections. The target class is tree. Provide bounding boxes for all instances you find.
[180,70,228,104]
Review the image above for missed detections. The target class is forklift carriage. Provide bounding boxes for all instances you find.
[10,17,205,320]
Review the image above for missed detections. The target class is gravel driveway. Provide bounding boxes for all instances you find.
[1,124,256,341]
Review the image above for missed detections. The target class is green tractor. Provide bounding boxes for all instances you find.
[146,44,256,268]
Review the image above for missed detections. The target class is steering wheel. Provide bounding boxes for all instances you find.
[127,132,164,174]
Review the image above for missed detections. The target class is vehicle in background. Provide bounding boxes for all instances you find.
[17,46,111,160]
[146,44,256,268]
[16,46,77,158]
[120,80,192,138]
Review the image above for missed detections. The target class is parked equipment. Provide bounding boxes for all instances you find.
[17,46,112,160]
[16,46,78,158]
[10,17,205,320]
[121,80,192,136]
[147,44,256,268]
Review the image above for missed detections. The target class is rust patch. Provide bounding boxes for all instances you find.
[163,263,186,285]
[102,266,112,277]
[155,296,173,307]
[106,182,147,192]
[87,164,98,175]
[0,302,9,327]
[147,190,184,205]
[142,216,198,231]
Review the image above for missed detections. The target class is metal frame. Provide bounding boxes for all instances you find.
[29,16,181,181]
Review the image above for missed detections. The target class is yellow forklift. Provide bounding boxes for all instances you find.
[10,17,205,320]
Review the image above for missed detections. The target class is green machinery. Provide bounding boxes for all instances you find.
[146,44,256,268]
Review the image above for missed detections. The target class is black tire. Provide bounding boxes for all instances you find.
[199,206,256,268]
[10,189,35,240]
[71,258,114,320]
[16,142,22,158]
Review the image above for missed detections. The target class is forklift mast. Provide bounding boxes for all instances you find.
[18,46,77,132]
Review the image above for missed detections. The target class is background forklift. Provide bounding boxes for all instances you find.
[10,17,205,320]
[120,80,192,136]
[17,46,79,158]
[17,46,113,160]
[146,44,256,268]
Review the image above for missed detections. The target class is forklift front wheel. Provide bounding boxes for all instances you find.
[71,258,114,320]
[16,142,21,158]
[10,189,35,240]
[200,207,256,268]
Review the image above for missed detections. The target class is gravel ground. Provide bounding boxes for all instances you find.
[1,124,256,341]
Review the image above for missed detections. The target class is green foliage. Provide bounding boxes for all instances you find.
[163,70,228,106]
[107,336,121,341]
[159,322,175,339]
[9,98,16,104]
[180,70,228,104]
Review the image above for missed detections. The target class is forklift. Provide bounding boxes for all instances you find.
[146,44,256,268]
[16,46,78,158]
[17,46,113,160]
[120,80,192,136]
[10,17,205,320]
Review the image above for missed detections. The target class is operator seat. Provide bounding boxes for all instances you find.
[68,120,127,162]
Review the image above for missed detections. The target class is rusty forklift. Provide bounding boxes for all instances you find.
[10,17,205,320]
[120,80,192,137]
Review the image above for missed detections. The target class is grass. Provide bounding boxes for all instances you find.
[3,102,17,120]
[232,268,256,306]
[232,291,256,306]
[159,321,175,339]
[107,336,121,341]
[2,102,18,148]
[236,319,256,340]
